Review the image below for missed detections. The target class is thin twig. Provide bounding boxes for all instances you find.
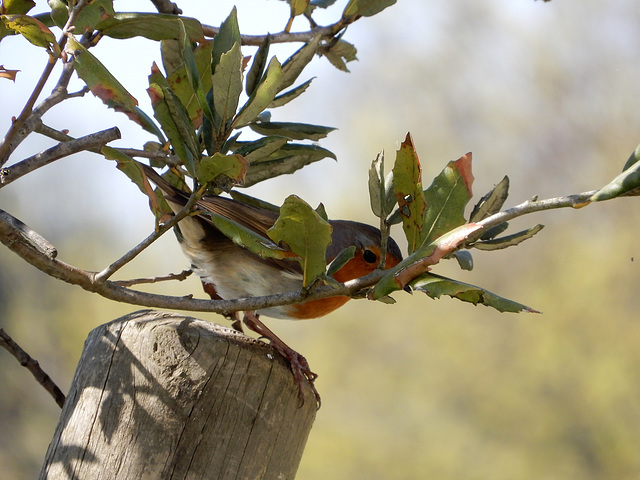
[93,188,202,283]
[202,19,347,46]
[0,328,66,408]
[0,127,121,188]
[0,1,88,166]
[149,0,182,15]
[114,270,192,287]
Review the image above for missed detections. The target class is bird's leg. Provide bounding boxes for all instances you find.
[242,311,320,408]
[202,280,244,332]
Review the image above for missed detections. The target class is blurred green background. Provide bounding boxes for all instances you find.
[2,1,640,478]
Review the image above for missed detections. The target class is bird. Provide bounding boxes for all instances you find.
[140,164,403,405]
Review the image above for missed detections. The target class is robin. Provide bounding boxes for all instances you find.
[141,164,403,405]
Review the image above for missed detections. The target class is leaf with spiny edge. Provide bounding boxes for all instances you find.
[392,132,427,254]
[268,195,332,286]
[422,152,474,247]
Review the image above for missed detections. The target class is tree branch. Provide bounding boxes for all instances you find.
[0,188,605,317]
[0,127,121,188]
[0,2,89,166]
[0,328,66,408]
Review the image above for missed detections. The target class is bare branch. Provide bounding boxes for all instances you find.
[114,269,192,287]
[0,127,121,188]
[0,328,66,408]
[149,0,182,15]
[202,20,347,46]
[0,2,89,166]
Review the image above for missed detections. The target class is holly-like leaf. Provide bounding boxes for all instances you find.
[248,121,335,141]
[242,143,336,187]
[392,132,427,253]
[591,143,640,201]
[469,175,509,222]
[196,153,248,189]
[411,273,540,313]
[68,37,163,140]
[268,195,332,286]
[205,212,292,261]
[472,224,544,251]
[422,152,474,246]
[2,14,59,55]
[342,0,396,19]
[371,223,482,299]
[95,13,204,42]
[232,57,283,128]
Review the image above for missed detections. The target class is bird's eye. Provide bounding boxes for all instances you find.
[363,249,378,264]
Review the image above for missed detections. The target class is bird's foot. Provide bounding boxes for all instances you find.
[242,311,321,409]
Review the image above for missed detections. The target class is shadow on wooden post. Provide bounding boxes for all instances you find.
[39,310,317,480]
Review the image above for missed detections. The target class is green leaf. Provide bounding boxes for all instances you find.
[411,273,540,313]
[479,222,509,241]
[229,190,280,212]
[68,37,163,140]
[248,121,335,141]
[233,136,289,163]
[327,246,356,277]
[268,195,332,286]
[166,41,213,126]
[232,57,283,128]
[242,143,336,187]
[321,39,358,72]
[205,212,292,261]
[211,7,240,75]
[95,13,204,42]
[2,14,59,55]
[392,132,427,253]
[369,151,396,218]
[279,35,321,92]
[290,0,310,16]
[211,41,243,135]
[371,223,482,299]
[452,250,473,271]
[268,77,314,108]
[179,21,214,125]
[469,175,509,222]
[49,0,115,32]
[147,68,199,173]
[1,0,35,14]
[422,152,474,247]
[343,0,396,19]
[196,152,248,189]
[591,144,640,201]
[472,224,544,251]
[246,34,271,97]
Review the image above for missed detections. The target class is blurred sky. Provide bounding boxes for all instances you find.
[2,1,640,479]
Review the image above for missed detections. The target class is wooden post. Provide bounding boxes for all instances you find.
[39,310,317,480]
